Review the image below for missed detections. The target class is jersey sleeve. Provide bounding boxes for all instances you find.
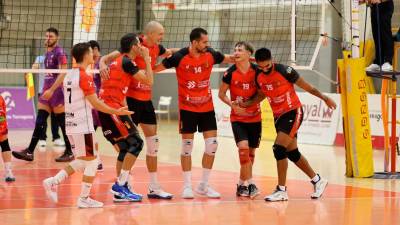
[122,56,140,76]
[162,48,186,69]
[79,71,96,96]
[57,49,68,65]
[276,64,300,83]
[158,44,167,56]
[222,65,235,84]
[208,48,225,65]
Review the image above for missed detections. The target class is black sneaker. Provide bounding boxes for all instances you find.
[248,184,260,199]
[236,184,249,197]
[12,149,34,161]
[54,151,74,162]
[97,163,103,171]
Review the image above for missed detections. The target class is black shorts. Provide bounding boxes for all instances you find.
[231,121,262,148]
[274,108,303,138]
[179,110,217,134]
[98,111,139,145]
[126,97,157,125]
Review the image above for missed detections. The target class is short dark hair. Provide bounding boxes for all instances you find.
[88,40,100,52]
[120,33,139,53]
[71,42,91,63]
[235,41,254,54]
[255,48,272,62]
[46,27,59,36]
[190,27,208,42]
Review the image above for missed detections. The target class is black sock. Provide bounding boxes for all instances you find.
[28,110,49,153]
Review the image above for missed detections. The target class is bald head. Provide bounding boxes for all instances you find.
[143,21,165,46]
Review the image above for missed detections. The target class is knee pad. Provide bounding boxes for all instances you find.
[69,159,85,172]
[126,133,144,157]
[273,144,287,160]
[145,135,159,157]
[238,148,250,165]
[181,139,193,156]
[287,148,301,163]
[0,139,11,152]
[83,158,98,177]
[32,110,49,138]
[204,137,218,156]
[117,150,127,162]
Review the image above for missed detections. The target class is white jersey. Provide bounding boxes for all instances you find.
[63,68,94,134]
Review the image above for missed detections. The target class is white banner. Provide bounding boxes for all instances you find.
[212,89,233,137]
[73,0,102,45]
[297,93,341,145]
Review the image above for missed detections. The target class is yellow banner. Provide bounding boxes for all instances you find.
[343,57,374,177]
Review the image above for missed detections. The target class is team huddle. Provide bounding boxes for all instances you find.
[0,21,337,208]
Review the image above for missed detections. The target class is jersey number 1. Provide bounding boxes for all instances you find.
[67,88,72,103]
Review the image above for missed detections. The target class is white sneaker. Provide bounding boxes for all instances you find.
[366,63,380,72]
[43,177,58,203]
[148,185,173,199]
[53,138,65,147]
[381,62,393,72]
[311,178,328,199]
[264,186,289,202]
[181,185,194,199]
[38,140,47,152]
[196,183,221,198]
[77,197,104,208]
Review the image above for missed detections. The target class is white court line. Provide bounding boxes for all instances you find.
[2,195,400,212]
[9,164,178,171]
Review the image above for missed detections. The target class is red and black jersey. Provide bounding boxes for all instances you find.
[99,54,139,109]
[162,47,225,112]
[256,63,301,117]
[0,95,7,136]
[222,63,261,123]
[127,38,166,101]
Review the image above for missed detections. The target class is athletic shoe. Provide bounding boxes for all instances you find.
[311,176,328,199]
[148,185,173,199]
[248,184,260,199]
[97,163,103,171]
[236,184,249,197]
[77,197,103,208]
[4,171,15,182]
[264,186,288,202]
[12,149,34,161]
[38,140,47,152]
[181,185,194,199]
[196,183,221,198]
[110,182,142,202]
[53,138,65,147]
[113,194,131,202]
[43,177,58,203]
[381,62,393,72]
[55,152,74,162]
[365,63,380,72]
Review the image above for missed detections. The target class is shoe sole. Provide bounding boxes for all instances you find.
[250,192,260,199]
[55,157,74,162]
[311,181,328,199]
[5,177,16,182]
[195,190,221,199]
[148,193,173,200]
[110,190,142,202]
[264,198,288,202]
[12,152,33,161]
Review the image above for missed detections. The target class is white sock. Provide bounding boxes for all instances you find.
[311,174,321,183]
[247,178,254,185]
[278,185,286,191]
[238,179,245,185]
[53,170,68,185]
[201,168,211,185]
[80,182,92,198]
[149,172,158,188]
[183,171,192,187]
[4,162,12,173]
[118,170,129,186]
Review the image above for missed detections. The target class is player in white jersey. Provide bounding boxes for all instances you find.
[42,42,133,208]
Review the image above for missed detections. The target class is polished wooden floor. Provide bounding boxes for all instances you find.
[1,121,399,225]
